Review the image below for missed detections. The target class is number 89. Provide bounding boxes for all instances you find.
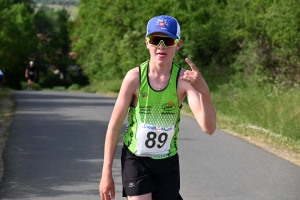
[145,132,168,149]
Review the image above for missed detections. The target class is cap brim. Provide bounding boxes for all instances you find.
[146,30,179,39]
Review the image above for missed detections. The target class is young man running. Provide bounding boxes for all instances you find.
[99,15,216,200]
[25,61,37,90]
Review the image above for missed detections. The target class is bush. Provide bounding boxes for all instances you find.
[20,81,42,91]
[68,83,81,90]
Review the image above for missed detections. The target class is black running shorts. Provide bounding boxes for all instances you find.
[28,76,35,81]
[121,145,183,200]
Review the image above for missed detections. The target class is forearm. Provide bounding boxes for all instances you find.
[198,92,216,135]
[102,125,121,177]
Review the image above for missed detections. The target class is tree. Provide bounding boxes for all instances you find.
[0,0,37,89]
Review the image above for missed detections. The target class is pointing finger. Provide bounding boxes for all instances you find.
[185,58,198,71]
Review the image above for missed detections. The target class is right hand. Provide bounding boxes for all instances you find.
[99,175,115,200]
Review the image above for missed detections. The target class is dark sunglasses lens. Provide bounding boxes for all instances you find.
[149,36,175,46]
[149,36,162,45]
[162,37,175,46]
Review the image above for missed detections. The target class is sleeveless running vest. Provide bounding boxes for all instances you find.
[123,60,182,159]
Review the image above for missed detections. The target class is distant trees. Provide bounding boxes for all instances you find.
[72,0,300,89]
[0,0,37,89]
[35,0,79,6]
[33,6,87,89]
[0,0,86,89]
[2,0,300,89]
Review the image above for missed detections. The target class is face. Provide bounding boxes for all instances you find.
[145,33,182,66]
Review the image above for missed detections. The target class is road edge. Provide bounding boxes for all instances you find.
[0,91,14,181]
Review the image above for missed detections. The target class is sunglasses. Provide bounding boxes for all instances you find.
[146,35,179,48]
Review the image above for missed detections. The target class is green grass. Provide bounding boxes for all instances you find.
[42,73,299,165]
[80,77,300,157]
[211,78,300,153]
[80,79,123,97]
[0,89,14,131]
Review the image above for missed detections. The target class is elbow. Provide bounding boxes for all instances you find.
[205,129,215,135]
[204,125,216,135]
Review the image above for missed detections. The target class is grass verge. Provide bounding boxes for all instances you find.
[0,89,15,179]
[14,77,300,166]
[81,78,300,166]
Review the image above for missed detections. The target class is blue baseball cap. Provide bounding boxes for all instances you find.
[145,15,181,39]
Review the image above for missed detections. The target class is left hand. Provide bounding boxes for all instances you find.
[180,58,209,94]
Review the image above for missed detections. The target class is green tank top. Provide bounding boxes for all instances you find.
[123,60,182,159]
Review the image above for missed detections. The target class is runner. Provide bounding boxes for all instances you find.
[25,61,36,90]
[99,15,216,200]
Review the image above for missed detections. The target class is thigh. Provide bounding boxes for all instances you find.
[121,146,155,197]
[152,154,181,200]
[127,193,152,200]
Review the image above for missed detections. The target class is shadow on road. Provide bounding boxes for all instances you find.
[0,91,125,199]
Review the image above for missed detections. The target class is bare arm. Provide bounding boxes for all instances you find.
[99,68,139,200]
[25,69,28,78]
[186,86,216,134]
[180,58,216,134]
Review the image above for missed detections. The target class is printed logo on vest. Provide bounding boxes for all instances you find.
[162,102,175,111]
[142,123,173,131]
[161,101,176,115]
[142,92,148,98]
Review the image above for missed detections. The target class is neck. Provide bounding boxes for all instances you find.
[148,59,172,75]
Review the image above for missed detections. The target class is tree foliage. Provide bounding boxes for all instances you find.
[72,0,300,89]
[0,0,37,88]
[2,0,300,89]
[0,1,87,89]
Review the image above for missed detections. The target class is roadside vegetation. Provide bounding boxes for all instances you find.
[0,90,14,178]
[0,0,86,91]
[71,0,300,164]
[76,77,300,165]
[0,0,299,165]
[0,89,13,139]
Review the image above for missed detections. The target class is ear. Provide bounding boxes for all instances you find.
[145,38,149,49]
[176,40,183,51]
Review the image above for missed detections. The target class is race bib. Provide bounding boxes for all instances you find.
[135,123,174,156]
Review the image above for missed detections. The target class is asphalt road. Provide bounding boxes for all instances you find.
[0,91,300,200]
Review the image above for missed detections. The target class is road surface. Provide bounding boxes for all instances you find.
[0,91,300,200]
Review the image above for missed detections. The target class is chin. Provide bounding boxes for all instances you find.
[155,59,167,65]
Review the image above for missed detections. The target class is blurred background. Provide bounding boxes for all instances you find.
[0,0,299,160]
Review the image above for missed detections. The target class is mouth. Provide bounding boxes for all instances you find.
[156,52,167,57]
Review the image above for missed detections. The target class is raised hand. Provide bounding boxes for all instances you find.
[180,58,209,94]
